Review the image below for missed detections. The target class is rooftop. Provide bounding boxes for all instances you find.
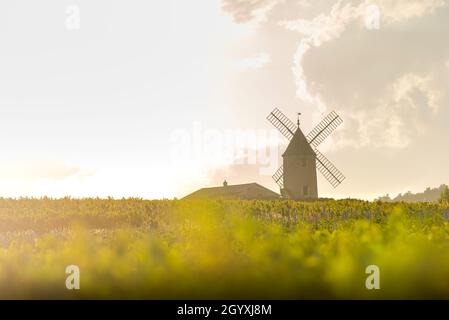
[182,182,280,200]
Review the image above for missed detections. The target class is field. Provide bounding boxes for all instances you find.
[0,198,448,299]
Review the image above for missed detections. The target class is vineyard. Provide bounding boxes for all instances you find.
[0,198,448,299]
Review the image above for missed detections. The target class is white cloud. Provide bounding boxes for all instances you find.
[275,0,449,149]
[280,1,368,114]
[221,0,282,24]
[334,72,444,149]
[219,0,449,151]
[391,73,441,113]
[280,1,364,45]
[374,0,446,24]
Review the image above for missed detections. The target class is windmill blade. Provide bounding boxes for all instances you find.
[306,111,343,148]
[272,165,284,189]
[267,108,297,140]
[315,149,345,188]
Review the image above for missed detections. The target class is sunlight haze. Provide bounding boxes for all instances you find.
[0,0,448,200]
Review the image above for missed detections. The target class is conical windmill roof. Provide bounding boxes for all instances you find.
[283,127,316,157]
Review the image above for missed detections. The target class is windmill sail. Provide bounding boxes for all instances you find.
[272,165,284,189]
[306,111,343,148]
[267,108,297,140]
[315,149,345,188]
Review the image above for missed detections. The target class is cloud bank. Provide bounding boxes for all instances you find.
[222,0,449,149]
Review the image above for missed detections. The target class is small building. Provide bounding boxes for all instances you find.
[183,181,280,200]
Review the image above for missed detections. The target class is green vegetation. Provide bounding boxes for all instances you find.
[376,184,448,203]
[440,186,449,204]
[0,198,448,299]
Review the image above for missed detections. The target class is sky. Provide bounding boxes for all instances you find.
[0,0,448,200]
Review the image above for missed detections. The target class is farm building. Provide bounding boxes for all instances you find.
[183,181,280,200]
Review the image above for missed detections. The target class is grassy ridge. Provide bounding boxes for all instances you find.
[0,198,448,299]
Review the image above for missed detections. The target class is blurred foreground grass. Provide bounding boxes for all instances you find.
[0,198,448,299]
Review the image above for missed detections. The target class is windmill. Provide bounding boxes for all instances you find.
[267,108,345,200]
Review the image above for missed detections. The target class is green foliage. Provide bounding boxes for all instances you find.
[376,185,449,203]
[0,198,448,299]
[440,186,449,204]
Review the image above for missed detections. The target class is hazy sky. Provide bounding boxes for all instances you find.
[0,0,448,200]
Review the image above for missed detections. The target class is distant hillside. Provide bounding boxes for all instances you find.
[376,185,448,203]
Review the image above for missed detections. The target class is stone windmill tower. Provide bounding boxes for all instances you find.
[267,108,345,200]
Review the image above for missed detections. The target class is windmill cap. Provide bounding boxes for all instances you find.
[282,128,316,157]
